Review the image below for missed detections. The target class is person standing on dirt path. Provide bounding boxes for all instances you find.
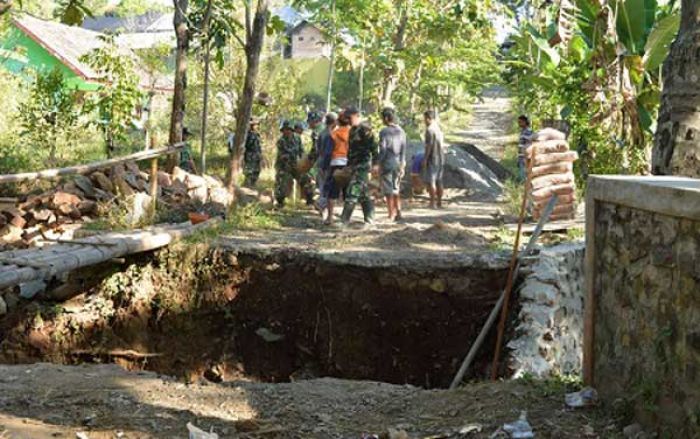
[275,121,314,207]
[422,111,445,209]
[340,107,379,226]
[378,108,407,222]
[313,112,335,217]
[517,115,533,181]
[243,118,263,187]
[325,112,350,226]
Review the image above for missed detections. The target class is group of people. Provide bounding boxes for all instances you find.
[240,107,446,226]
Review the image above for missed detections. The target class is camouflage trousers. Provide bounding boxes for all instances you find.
[341,163,375,223]
[275,166,314,206]
[243,160,261,187]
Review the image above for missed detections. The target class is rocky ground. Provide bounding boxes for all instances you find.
[0,363,622,439]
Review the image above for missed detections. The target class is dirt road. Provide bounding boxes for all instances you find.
[448,88,515,161]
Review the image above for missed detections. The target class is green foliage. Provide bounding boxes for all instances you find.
[295,0,499,116]
[517,372,583,397]
[643,13,680,70]
[506,0,681,178]
[81,35,143,157]
[114,0,170,17]
[17,68,82,165]
[54,0,93,25]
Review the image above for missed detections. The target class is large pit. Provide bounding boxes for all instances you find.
[0,243,520,388]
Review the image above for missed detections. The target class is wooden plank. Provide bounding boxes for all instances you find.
[0,143,184,184]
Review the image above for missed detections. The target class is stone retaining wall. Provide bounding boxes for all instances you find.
[586,176,700,436]
[508,243,585,378]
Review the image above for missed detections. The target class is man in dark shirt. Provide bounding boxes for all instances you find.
[378,107,407,221]
[340,107,378,225]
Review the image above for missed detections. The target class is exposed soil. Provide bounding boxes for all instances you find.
[0,244,511,389]
[0,362,621,438]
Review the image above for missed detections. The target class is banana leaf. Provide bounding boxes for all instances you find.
[643,12,680,70]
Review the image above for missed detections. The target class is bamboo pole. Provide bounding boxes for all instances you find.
[147,130,159,220]
[0,219,220,290]
[0,143,185,184]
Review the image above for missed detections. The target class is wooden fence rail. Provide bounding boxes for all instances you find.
[0,143,185,184]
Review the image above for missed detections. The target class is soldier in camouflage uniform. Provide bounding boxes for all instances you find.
[243,118,263,187]
[341,108,378,225]
[306,111,326,210]
[275,121,314,207]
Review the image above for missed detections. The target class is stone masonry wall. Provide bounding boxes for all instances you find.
[508,243,585,378]
[594,201,700,435]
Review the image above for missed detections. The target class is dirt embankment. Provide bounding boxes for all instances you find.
[0,243,510,388]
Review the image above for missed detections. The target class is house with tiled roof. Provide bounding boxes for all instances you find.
[0,14,173,92]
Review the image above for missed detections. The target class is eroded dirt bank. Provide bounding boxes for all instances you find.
[0,243,511,388]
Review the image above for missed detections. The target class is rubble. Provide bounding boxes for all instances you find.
[0,164,236,249]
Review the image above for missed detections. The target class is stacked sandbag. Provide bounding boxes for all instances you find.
[526,128,578,221]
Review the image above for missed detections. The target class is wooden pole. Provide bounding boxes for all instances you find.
[0,144,184,184]
[490,148,535,381]
[149,132,159,219]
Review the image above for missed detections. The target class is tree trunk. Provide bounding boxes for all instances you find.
[168,0,189,171]
[380,0,410,107]
[226,0,269,192]
[358,42,365,112]
[652,0,700,177]
[409,60,424,115]
[199,0,214,175]
[325,0,337,113]
[326,41,336,112]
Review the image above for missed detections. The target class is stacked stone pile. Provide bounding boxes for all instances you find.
[527,128,578,221]
[0,164,256,249]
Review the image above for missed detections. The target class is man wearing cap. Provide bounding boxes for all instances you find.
[275,121,314,207]
[243,118,263,187]
[341,107,378,225]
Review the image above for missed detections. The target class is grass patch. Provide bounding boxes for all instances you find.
[502,178,525,217]
[184,203,282,244]
[517,372,583,397]
[227,203,282,230]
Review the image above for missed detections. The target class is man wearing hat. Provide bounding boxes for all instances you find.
[275,121,314,207]
[243,118,263,187]
[341,107,378,225]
